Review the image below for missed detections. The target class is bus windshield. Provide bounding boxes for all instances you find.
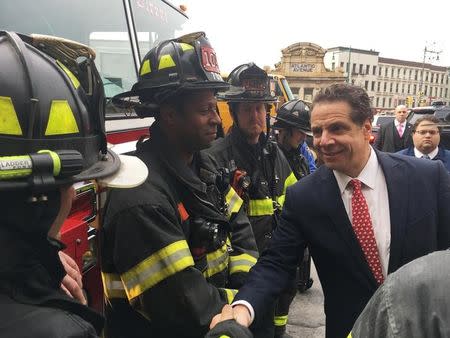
[0,0,188,97]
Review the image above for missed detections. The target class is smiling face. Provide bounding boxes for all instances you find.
[311,101,372,177]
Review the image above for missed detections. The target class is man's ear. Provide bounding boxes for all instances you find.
[362,118,372,139]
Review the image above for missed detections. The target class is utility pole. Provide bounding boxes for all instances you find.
[347,46,352,84]
[418,43,442,106]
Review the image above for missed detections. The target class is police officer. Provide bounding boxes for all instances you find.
[205,63,297,338]
[100,32,258,338]
[0,31,147,337]
[273,100,314,293]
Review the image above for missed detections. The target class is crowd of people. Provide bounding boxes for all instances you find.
[1,30,449,338]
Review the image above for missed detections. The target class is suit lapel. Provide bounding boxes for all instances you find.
[319,167,377,289]
[375,151,408,273]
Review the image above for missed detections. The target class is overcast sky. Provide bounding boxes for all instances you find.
[179,0,450,73]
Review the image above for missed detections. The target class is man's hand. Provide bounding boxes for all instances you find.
[210,304,252,329]
[59,251,87,305]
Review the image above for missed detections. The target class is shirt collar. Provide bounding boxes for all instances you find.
[333,147,378,194]
[394,119,404,127]
[414,146,439,159]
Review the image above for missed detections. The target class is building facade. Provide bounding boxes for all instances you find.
[272,42,346,102]
[323,47,450,110]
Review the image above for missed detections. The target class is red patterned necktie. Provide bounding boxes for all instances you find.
[350,179,384,285]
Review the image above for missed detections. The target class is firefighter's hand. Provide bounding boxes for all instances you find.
[59,251,87,305]
[210,304,251,329]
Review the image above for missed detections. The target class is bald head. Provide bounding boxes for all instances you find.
[395,105,408,123]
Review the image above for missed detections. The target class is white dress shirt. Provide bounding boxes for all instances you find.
[414,147,439,160]
[333,147,391,277]
[234,147,392,323]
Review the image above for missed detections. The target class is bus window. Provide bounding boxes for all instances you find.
[1,0,136,97]
[0,0,188,99]
[131,0,188,59]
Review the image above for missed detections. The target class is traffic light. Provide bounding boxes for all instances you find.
[405,96,413,107]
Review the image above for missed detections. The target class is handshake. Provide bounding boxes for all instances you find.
[206,304,253,338]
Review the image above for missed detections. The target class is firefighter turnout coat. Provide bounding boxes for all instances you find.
[205,127,297,252]
[100,123,258,338]
[278,144,310,180]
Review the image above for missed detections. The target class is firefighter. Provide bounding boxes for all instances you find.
[205,63,297,338]
[0,31,147,337]
[273,100,314,293]
[273,100,312,180]
[100,32,258,338]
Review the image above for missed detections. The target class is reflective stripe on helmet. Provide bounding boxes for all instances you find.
[121,240,194,299]
[140,59,151,75]
[203,242,229,278]
[45,100,79,135]
[0,96,22,135]
[179,42,194,51]
[158,54,176,70]
[229,253,257,274]
[56,60,80,89]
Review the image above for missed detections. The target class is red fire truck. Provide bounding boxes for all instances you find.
[1,0,189,312]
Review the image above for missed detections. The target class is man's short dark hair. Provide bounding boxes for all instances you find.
[412,115,441,132]
[312,84,373,125]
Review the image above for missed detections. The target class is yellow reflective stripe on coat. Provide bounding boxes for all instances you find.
[275,171,297,209]
[219,336,231,338]
[220,288,238,304]
[225,187,243,219]
[347,333,352,338]
[274,315,288,326]
[203,243,229,278]
[121,240,194,299]
[229,253,257,274]
[101,272,127,299]
[248,198,274,216]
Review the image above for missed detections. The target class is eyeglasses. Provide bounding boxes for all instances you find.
[414,130,439,135]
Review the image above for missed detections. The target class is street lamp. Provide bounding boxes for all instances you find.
[418,42,442,106]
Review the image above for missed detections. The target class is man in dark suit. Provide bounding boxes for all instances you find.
[209,84,450,338]
[397,115,450,172]
[374,104,413,152]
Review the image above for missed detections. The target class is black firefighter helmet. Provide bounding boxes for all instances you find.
[273,99,312,136]
[0,31,147,192]
[113,32,229,117]
[218,62,277,103]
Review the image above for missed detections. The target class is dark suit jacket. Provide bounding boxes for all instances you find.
[397,146,450,173]
[234,151,450,338]
[374,121,412,152]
